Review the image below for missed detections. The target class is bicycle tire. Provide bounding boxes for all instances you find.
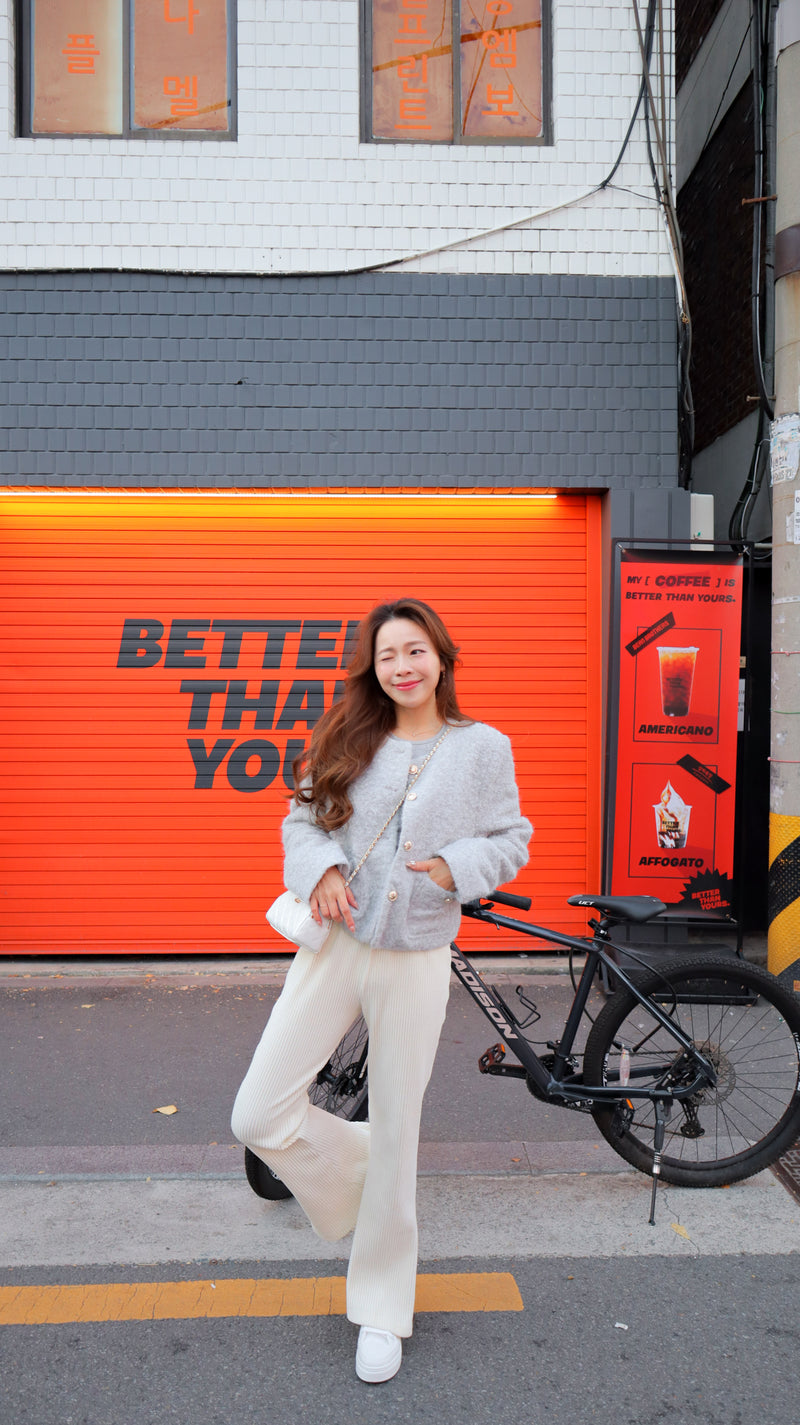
[583,958,800,1188]
[244,1016,369,1201]
[244,1148,293,1201]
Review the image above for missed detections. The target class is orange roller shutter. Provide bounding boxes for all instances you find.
[0,491,602,954]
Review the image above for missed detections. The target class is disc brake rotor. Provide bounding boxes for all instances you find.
[689,1042,735,1105]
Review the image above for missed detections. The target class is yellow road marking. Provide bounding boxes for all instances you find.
[0,1272,522,1326]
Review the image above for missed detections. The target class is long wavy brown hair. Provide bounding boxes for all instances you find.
[292,597,471,831]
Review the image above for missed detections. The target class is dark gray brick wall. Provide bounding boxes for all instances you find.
[0,272,678,487]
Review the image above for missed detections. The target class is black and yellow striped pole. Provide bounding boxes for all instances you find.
[768,9,800,987]
[769,817,800,986]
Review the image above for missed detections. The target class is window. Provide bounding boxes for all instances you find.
[363,0,550,144]
[18,0,235,137]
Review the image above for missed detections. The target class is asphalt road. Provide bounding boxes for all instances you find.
[0,968,606,1151]
[3,1254,800,1425]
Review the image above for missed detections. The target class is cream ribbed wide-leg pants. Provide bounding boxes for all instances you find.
[230,924,451,1338]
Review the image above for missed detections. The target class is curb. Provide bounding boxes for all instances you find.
[0,951,583,988]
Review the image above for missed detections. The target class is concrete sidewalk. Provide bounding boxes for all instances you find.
[1,1168,796,1270]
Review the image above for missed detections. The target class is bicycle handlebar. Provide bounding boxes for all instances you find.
[463,889,532,913]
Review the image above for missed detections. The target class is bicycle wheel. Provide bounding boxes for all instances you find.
[308,1016,369,1120]
[244,1016,369,1200]
[244,1148,293,1201]
[583,958,800,1187]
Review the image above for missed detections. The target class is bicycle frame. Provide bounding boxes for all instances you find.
[451,903,718,1107]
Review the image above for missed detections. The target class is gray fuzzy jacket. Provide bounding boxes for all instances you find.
[282,720,532,951]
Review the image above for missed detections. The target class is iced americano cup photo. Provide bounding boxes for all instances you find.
[656,645,698,717]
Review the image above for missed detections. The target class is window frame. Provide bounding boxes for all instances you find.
[360,0,552,146]
[16,0,238,141]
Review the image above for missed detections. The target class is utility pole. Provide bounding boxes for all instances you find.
[768,0,800,983]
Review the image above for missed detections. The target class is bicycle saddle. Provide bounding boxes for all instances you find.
[567,894,666,923]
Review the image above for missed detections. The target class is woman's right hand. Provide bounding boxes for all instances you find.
[309,868,358,934]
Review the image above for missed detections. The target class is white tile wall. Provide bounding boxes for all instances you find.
[0,0,675,277]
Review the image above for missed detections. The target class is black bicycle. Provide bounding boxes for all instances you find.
[244,891,800,1222]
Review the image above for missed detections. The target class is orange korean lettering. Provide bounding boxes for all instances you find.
[487,0,514,11]
[395,94,430,130]
[164,0,200,35]
[61,33,101,75]
[164,74,199,117]
[394,14,430,44]
[482,29,517,68]
[398,55,429,91]
[481,83,519,116]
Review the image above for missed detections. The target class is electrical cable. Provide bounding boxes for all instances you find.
[45,3,692,489]
[750,0,775,421]
[726,0,776,554]
[41,7,676,292]
[318,0,667,280]
[694,21,752,164]
[600,0,658,190]
[337,0,666,282]
[629,0,694,486]
[658,0,669,177]
[728,405,770,545]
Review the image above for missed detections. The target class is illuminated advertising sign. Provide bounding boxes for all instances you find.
[609,549,743,914]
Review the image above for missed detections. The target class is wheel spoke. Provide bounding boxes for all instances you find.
[308,1017,369,1119]
[584,960,800,1185]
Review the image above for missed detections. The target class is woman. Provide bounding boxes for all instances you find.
[231,597,531,1383]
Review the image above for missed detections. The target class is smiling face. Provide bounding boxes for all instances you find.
[373,617,444,728]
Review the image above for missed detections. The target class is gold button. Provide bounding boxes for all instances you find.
[404,840,412,850]
[388,890,398,902]
[408,792,417,800]
[410,764,419,774]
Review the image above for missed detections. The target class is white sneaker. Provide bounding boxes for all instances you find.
[355,1326,403,1383]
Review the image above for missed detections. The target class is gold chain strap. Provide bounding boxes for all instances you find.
[344,725,451,887]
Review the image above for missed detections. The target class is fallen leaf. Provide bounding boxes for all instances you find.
[670,1222,691,1239]
[81,1004,94,1009]
[153,1104,178,1115]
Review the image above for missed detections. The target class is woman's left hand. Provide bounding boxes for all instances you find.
[406,856,455,891]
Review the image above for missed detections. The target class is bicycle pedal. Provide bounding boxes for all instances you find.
[479,1043,506,1073]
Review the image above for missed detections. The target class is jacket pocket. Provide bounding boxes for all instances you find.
[405,874,457,939]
